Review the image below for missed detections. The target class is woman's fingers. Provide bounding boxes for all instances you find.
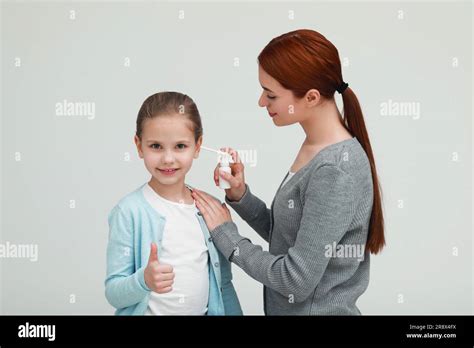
[214,165,220,186]
[213,147,245,190]
[193,189,233,231]
[219,170,239,188]
[204,191,225,211]
[220,147,242,164]
[221,203,231,218]
[193,189,222,214]
[220,147,245,178]
[216,162,241,188]
[193,190,216,216]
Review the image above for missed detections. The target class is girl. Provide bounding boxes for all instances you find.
[192,29,385,315]
[105,91,242,315]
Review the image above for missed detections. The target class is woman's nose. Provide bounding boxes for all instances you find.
[258,93,267,107]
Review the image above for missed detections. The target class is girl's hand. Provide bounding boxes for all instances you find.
[144,243,175,293]
[192,189,232,231]
[213,147,246,202]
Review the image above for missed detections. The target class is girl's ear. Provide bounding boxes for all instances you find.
[194,136,203,159]
[134,135,144,159]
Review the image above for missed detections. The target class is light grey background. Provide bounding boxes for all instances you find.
[1,0,472,315]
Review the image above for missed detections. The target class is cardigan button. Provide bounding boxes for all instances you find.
[214,262,219,268]
[208,237,213,242]
[197,212,202,216]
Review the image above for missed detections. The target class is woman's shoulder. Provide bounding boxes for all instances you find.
[309,137,371,180]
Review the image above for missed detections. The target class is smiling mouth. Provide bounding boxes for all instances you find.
[158,168,179,175]
[269,112,277,117]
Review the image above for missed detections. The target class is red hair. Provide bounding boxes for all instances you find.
[258,29,385,254]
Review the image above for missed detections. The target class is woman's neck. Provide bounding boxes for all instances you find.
[300,98,352,147]
[148,177,194,204]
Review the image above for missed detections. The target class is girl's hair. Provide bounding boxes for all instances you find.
[136,91,203,142]
[258,29,385,254]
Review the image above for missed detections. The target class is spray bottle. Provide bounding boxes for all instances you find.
[200,146,233,189]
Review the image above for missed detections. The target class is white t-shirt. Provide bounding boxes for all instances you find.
[142,184,209,315]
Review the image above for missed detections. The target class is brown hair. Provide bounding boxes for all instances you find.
[136,91,203,142]
[258,29,385,254]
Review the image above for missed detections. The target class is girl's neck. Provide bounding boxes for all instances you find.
[148,177,194,204]
[300,98,352,147]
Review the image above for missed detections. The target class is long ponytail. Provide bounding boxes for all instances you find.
[341,87,385,254]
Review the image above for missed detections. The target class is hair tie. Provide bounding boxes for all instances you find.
[336,81,349,94]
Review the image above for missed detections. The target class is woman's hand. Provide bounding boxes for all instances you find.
[192,189,232,231]
[214,147,246,202]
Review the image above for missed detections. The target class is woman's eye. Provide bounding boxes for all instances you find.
[150,144,161,149]
[267,95,276,100]
[176,144,187,149]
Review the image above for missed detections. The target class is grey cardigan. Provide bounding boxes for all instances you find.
[209,137,374,315]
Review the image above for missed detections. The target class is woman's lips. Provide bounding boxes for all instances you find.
[269,112,277,117]
[158,168,179,176]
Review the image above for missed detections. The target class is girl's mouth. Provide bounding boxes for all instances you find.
[269,112,277,117]
[158,168,179,176]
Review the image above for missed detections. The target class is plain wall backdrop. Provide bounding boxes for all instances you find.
[1,0,472,315]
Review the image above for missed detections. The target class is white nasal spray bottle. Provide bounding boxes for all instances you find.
[201,146,233,189]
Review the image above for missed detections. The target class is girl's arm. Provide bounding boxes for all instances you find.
[105,205,150,309]
[224,184,272,242]
[218,251,243,315]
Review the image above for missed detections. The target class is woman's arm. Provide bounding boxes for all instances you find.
[105,205,150,309]
[209,165,358,303]
[225,184,271,242]
[212,148,271,242]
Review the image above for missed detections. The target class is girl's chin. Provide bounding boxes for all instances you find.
[152,176,182,186]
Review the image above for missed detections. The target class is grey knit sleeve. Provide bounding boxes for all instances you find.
[224,184,271,242]
[211,165,357,303]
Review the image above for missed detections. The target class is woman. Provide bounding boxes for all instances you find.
[191,29,385,315]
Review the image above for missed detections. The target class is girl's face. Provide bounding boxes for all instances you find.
[134,115,201,187]
[257,65,321,126]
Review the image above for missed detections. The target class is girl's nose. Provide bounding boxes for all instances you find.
[163,151,175,163]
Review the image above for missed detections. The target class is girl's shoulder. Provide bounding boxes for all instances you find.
[115,184,147,207]
[109,184,158,219]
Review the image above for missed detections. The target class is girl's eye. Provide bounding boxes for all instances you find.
[267,95,276,100]
[150,144,161,149]
[176,144,187,149]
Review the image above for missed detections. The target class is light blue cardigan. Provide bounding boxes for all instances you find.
[105,184,243,315]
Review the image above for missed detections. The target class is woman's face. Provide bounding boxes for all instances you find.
[258,65,319,126]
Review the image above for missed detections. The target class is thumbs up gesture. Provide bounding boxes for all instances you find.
[144,242,175,293]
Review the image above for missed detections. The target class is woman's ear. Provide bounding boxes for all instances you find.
[194,136,203,159]
[134,135,144,159]
[304,89,321,108]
